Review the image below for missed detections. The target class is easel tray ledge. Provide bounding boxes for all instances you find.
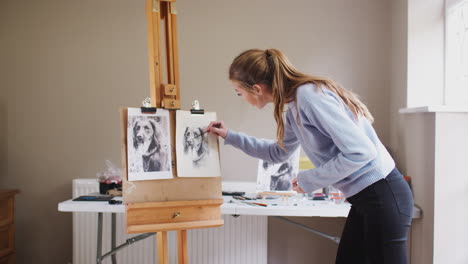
[127,220,225,234]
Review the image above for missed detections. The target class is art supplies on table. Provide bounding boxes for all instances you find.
[73,195,113,202]
[221,191,246,196]
[311,193,328,201]
[245,202,268,207]
[232,196,253,201]
[96,160,122,194]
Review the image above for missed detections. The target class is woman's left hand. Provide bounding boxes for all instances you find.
[292,177,305,193]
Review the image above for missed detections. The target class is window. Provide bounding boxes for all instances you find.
[445,0,468,105]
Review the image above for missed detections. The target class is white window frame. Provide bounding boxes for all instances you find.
[445,0,468,105]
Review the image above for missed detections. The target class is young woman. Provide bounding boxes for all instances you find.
[207,48,414,263]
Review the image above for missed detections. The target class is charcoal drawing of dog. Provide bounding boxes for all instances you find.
[270,162,293,191]
[183,127,209,167]
[132,117,169,172]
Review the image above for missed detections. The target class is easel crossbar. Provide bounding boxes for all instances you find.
[127,219,225,234]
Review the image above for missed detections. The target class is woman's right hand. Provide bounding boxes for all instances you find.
[292,177,305,193]
[206,121,228,139]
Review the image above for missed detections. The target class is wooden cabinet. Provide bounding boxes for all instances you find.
[0,190,19,263]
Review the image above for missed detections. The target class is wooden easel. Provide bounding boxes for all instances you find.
[121,1,224,263]
[146,0,180,110]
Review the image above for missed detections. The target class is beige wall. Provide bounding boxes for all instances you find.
[389,0,408,170]
[0,98,6,179]
[268,217,346,264]
[1,0,393,263]
[1,1,149,263]
[402,113,436,264]
[1,0,9,182]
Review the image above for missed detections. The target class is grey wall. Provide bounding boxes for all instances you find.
[0,0,393,263]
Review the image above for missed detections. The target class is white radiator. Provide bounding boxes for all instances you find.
[72,179,267,264]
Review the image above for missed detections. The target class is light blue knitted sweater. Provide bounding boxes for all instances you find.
[224,83,395,198]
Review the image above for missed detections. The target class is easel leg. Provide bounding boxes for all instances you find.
[177,230,188,264]
[111,213,117,264]
[157,231,168,264]
[96,212,103,264]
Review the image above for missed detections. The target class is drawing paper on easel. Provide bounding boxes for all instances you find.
[176,110,221,177]
[127,108,172,181]
[256,148,300,191]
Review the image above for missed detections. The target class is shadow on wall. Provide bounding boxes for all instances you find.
[0,98,6,182]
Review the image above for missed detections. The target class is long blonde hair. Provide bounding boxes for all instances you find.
[229,48,374,149]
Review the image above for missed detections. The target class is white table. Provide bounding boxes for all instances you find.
[58,196,356,216]
[58,195,421,263]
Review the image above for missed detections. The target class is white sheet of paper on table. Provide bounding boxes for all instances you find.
[256,148,300,192]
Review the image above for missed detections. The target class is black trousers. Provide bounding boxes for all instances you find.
[335,168,414,264]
